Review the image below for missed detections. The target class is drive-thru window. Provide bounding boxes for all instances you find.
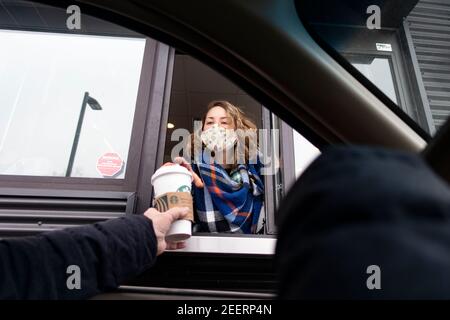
[0,1,319,253]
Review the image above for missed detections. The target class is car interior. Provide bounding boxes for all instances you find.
[0,0,448,299]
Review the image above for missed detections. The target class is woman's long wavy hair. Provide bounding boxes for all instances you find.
[186,100,259,168]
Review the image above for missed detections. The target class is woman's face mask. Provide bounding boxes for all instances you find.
[201,123,237,152]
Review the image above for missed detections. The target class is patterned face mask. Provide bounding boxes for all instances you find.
[200,123,237,152]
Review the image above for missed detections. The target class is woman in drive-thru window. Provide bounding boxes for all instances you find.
[173,100,265,234]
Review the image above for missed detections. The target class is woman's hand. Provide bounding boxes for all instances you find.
[173,157,204,188]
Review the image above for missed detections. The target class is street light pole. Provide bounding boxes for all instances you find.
[65,91,102,177]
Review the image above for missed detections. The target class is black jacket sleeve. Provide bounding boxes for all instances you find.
[0,214,157,300]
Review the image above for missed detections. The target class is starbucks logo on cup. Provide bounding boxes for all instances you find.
[169,195,179,205]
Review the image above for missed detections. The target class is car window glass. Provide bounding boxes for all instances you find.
[296,0,450,136]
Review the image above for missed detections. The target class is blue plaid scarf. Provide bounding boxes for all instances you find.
[191,153,265,234]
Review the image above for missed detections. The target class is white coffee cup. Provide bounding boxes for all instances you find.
[151,163,193,242]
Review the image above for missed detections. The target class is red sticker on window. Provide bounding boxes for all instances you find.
[96,152,123,177]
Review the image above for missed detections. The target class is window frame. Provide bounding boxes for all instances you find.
[295,2,432,140]
[261,108,278,235]
[261,109,298,235]
[343,52,404,110]
[151,49,309,254]
[306,24,430,133]
[0,31,158,193]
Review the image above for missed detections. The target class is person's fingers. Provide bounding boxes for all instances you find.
[174,157,194,173]
[174,157,204,187]
[192,172,204,188]
[173,157,183,164]
[166,242,179,250]
[176,242,186,249]
[166,241,186,250]
[174,157,189,167]
[164,206,189,223]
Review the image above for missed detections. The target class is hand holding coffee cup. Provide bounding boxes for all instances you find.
[151,163,195,242]
[143,206,189,255]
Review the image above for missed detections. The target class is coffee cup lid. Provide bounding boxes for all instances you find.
[151,163,192,185]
